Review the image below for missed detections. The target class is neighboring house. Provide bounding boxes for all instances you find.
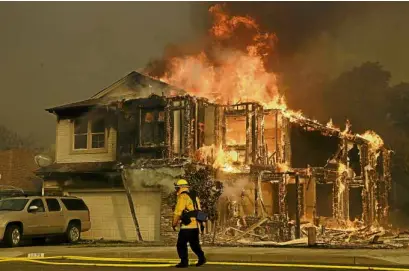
[0,149,42,199]
[37,71,392,242]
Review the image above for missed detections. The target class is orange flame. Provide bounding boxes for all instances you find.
[160,4,283,109]
[357,130,384,151]
[338,163,347,175]
[277,162,291,173]
[155,4,386,160]
[197,144,244,173]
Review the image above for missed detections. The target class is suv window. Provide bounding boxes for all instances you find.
[61,198,88,211]
[46,198,61,212]
[29,199,45,212]
[0,199,29,211]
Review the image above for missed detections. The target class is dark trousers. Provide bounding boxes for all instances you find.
[177,228,205,264]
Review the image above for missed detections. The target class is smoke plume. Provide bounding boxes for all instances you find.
[124,167,185,193]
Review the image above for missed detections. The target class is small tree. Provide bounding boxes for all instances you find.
[167,165,223,222]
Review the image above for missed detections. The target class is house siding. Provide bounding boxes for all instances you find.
[55,119,117,163]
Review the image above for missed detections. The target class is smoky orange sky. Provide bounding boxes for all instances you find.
[1,2,409,147]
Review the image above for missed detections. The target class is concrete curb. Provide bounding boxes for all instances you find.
[22,251,400,267]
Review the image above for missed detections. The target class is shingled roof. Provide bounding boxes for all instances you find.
[46,71,184,113]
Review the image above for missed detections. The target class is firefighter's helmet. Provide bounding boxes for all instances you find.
[175,179,189,187]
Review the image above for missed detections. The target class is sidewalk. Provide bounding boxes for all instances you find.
[1,245,409,267]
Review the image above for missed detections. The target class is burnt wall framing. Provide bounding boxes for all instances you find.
[223,103,264,166]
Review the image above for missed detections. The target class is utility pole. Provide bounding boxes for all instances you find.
[295,173,301,239]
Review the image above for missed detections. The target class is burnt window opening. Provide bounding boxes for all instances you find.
[226,115,246,146]
[141,109,165,147]
[264,112,279,156]
[290,123,340,168]
[349,187,363,221]
[287,183,304,221]
[272,182,280,214]
[348,143,361,176]
[203,105,216,146]
[73,116,106,150]
[117,113,138,158]
[316,183,333,217]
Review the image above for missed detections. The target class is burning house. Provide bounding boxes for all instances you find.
[36,5,392,244]
[37,70,391,243]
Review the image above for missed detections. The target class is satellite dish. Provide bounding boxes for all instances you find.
[34,154,53,168]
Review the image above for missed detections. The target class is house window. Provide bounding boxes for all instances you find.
[74,119,88,149]
[91,119,106,148]
[73,117,106,150]
[140,109,165,146]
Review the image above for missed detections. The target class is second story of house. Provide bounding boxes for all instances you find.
[45,71,388,179]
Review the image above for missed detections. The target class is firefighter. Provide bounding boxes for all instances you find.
[172,179,206,268]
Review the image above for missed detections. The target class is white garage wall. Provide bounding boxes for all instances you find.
[69,191,161,241]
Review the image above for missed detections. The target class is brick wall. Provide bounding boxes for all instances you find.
[0,149,41,192]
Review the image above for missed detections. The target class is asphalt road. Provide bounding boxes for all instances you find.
[0,263,362,271]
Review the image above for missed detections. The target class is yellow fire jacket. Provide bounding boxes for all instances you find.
[173,187,201,229]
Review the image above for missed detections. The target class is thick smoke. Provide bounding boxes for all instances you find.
[222,177,250,199]
[124,167,185,193]
[146,2,409,122]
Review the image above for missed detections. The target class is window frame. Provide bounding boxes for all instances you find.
[140,109,165,147]
[46,198,62,212]
[72,116,108,152]
[61,198,89,211]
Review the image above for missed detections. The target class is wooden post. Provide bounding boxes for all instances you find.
[275,110,279,163]
[245,104,251,164]
[121,167,143,241]
[307,227,317,246]
[295,174,301,239]
[212,220,217,245]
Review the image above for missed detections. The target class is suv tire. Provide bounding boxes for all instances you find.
[4,225,22,247]
[66,222,81,244]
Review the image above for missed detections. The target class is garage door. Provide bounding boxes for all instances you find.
[69,191,161,241]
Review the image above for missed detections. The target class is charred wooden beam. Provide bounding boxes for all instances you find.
[165,99,172,158]
[295,173,301,239]
[279,174,288,219]
[380,149,392,226]
[280,174,290,241]
[222,107,227,147]
[184,97,192,157]
[333,176,339,220]
[245,104,251,164]
[275,110,279,163]
[252,105,258,164]
[283,116,292,165]
[260,109,266,165]
[193,99,198,151]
